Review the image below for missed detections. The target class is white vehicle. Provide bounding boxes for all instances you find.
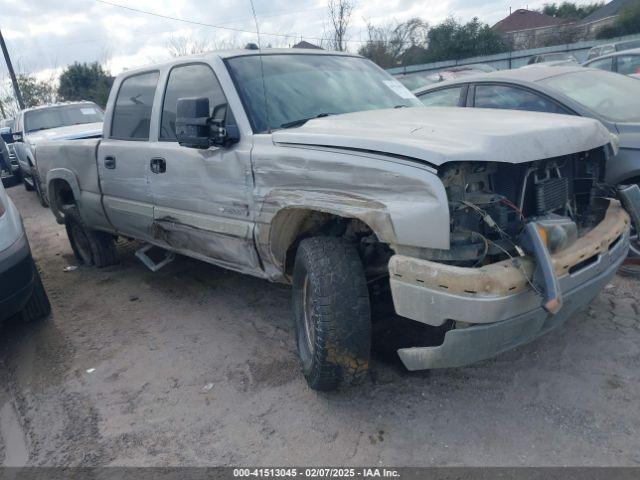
[0,181,51,324]
[35,49,635,390]
[9,102,103,207]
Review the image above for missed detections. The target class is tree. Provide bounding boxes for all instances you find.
[58,62,113,108]
[17,74,57,108]
[358,18,429,68]
[541,2,603,21]
[597,3,640,39]
[327,0,355,51]
[423,17,507,63]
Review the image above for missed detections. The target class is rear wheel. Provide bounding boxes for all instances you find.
[292,237,371,391]
[65,206,118,268]
[22,265,51,322]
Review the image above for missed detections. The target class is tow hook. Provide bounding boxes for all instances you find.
[520,222,563,314]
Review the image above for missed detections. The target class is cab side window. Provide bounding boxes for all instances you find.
[111,71,159,141]
[474,84,569,114]
[160,63,228,141]
[587,57,614,71]
[418,87,464,107]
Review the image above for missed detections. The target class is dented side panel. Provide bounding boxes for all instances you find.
[250,136,450,280]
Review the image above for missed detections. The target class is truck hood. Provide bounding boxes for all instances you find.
[272,107,612,166]
[27,122,103,143]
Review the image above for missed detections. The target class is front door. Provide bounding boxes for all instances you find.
[146,62,260,274]
[98,70,160,241]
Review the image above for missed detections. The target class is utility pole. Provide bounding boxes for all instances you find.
[0,27,24,110]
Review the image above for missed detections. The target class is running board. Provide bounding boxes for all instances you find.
[135,244,175,272]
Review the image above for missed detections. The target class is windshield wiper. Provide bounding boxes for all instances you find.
[280,112,333,129]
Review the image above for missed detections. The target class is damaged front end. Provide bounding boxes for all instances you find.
[389,147,633,370]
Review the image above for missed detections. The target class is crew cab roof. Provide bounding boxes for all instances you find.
[115,48,359,78]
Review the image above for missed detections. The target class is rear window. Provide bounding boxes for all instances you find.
[111,71,159,140]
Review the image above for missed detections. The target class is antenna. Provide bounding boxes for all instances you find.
[248,0,271,132]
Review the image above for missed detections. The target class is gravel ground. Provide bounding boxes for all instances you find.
[1,184,639,467]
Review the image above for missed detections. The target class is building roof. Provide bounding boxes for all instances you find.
[492,9,563,33]
[291,40,323,49]
[582,0,640,24]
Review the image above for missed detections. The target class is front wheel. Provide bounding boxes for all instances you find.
[23,171,35,191]
[292,237,371,391]
[32,169,49,208]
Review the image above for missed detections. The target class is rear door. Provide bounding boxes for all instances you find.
[98,70,159,241]
[145,61,260,273]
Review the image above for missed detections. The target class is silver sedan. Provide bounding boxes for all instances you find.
[414,66,640,254]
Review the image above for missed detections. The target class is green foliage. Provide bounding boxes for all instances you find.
[541,2,603,20]
[57,62,113,108]
[359,16,506,67]
[596,4,640,39]
[17,74,56,108]
[423,17,507,63]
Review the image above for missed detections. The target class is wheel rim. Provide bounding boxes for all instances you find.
[301,275,316,353]
[71,222,92,264]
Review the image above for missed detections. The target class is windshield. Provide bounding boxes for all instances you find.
[540,70,640,123]
[24,104,104,133]
[225,54,422,133]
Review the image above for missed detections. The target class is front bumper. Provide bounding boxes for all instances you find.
[0,232,35,322]
[389,200,630,370]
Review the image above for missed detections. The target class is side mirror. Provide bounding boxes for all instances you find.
[176,97,239,149]
[12,132,23,143]
[0,128,14,144]
[176,97,211,149]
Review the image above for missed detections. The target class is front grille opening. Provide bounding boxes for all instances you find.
[569,254,599,274]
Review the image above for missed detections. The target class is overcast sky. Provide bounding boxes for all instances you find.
[0,0,599,78]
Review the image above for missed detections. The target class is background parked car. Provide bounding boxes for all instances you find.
[7,102,104,207]
[586,39,640,60]
[583,47,640,78]
[414,66,640,255]
[396,64,497,90]
[526,52,578,66]
[0,180,51,325]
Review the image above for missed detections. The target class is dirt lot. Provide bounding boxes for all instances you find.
[1,185,640,467]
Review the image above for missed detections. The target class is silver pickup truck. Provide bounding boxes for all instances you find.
[36,49,634,390]
[8,102,103,207]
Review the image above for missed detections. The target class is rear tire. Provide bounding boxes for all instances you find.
[22,265,51,322]
[65,206,118,268]
[292,237,371,391]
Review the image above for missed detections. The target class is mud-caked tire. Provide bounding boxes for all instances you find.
[22,265,51,322]
[292,236,371,391]
[64,206,118,268]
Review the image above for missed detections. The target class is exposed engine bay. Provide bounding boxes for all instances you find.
[433,148,609,267]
